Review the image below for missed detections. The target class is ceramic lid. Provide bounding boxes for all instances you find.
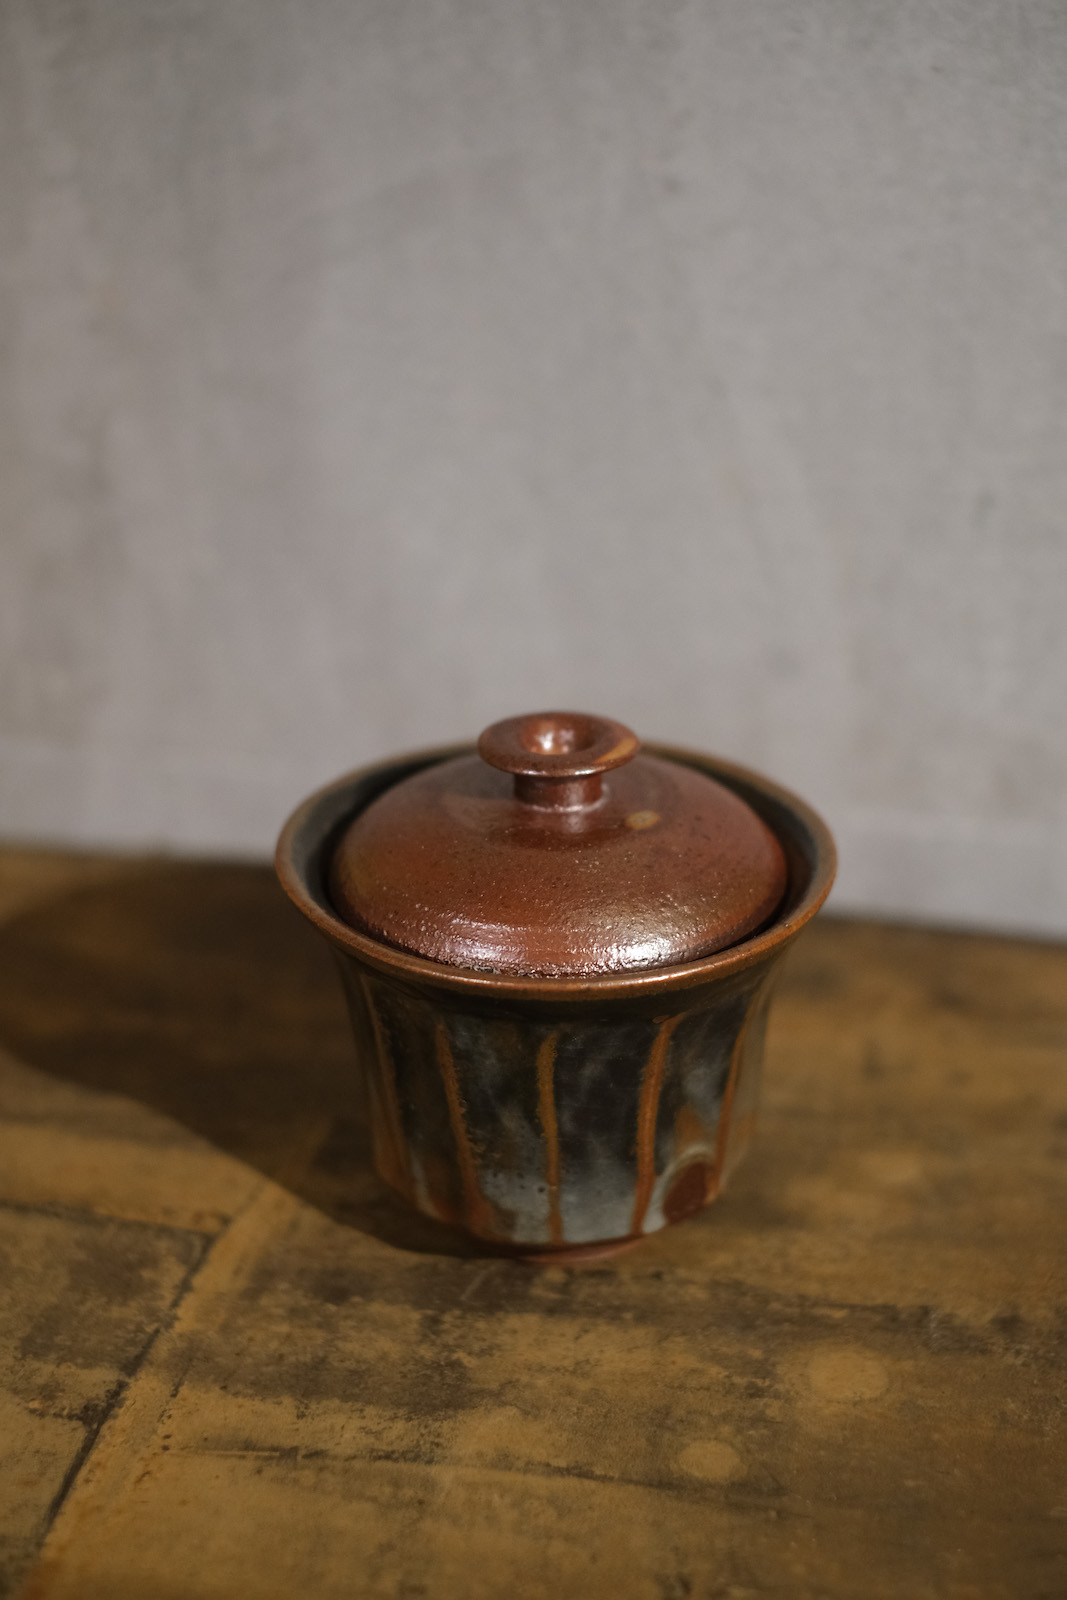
[328,711,788,978]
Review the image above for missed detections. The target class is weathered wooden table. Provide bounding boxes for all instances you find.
[0,848,1063,1600]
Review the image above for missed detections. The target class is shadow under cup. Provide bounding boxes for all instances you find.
[276,743,836,1261]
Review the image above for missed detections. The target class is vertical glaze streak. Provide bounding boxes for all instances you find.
[536,1032,563,1245]
[435,1021,493,1235]
[630,1015,682,1235]
[360,975,413,1201]
[708,1009,752,1201]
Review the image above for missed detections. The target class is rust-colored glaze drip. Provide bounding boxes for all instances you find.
[536,1032,563,1245]
[630,1014,682,1235]
[707,1010,751,1203]
[434,1022,494,1237]
[360,975,413,1203]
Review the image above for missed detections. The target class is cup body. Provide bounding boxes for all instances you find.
[276,744,835,1255]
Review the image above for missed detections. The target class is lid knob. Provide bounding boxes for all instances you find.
[478,710,639,811]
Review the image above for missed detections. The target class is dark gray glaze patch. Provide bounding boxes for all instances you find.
[440,1011,547,1244]
[360,976,466,1227]
[552,1013,664,1244]
[658,992,750,1162]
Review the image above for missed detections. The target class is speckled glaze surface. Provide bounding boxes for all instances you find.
[276,743,835,1255]
[328,712,788,977]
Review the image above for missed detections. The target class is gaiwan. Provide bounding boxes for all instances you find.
[276,711,835,1261]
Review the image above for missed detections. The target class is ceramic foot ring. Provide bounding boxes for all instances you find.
[276,712,835,1257]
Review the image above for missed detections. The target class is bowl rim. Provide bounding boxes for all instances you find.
[275,741,837,1000]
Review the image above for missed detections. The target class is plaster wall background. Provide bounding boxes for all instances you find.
[1,0,1065,934]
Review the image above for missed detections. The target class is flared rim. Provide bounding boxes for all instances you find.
[275,741,837,1000]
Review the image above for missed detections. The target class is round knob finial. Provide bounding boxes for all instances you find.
[478,711,639,810]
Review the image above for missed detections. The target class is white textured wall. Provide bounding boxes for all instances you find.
[1,0,1065,934]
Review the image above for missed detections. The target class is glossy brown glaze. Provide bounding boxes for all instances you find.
[328,711,787,977]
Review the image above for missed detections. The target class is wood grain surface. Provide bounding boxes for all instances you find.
[0,849,1063,1600]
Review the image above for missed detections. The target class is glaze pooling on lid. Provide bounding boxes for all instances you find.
[328,711,788,978]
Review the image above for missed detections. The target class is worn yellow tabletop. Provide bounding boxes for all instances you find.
[0,848,1063,1600]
